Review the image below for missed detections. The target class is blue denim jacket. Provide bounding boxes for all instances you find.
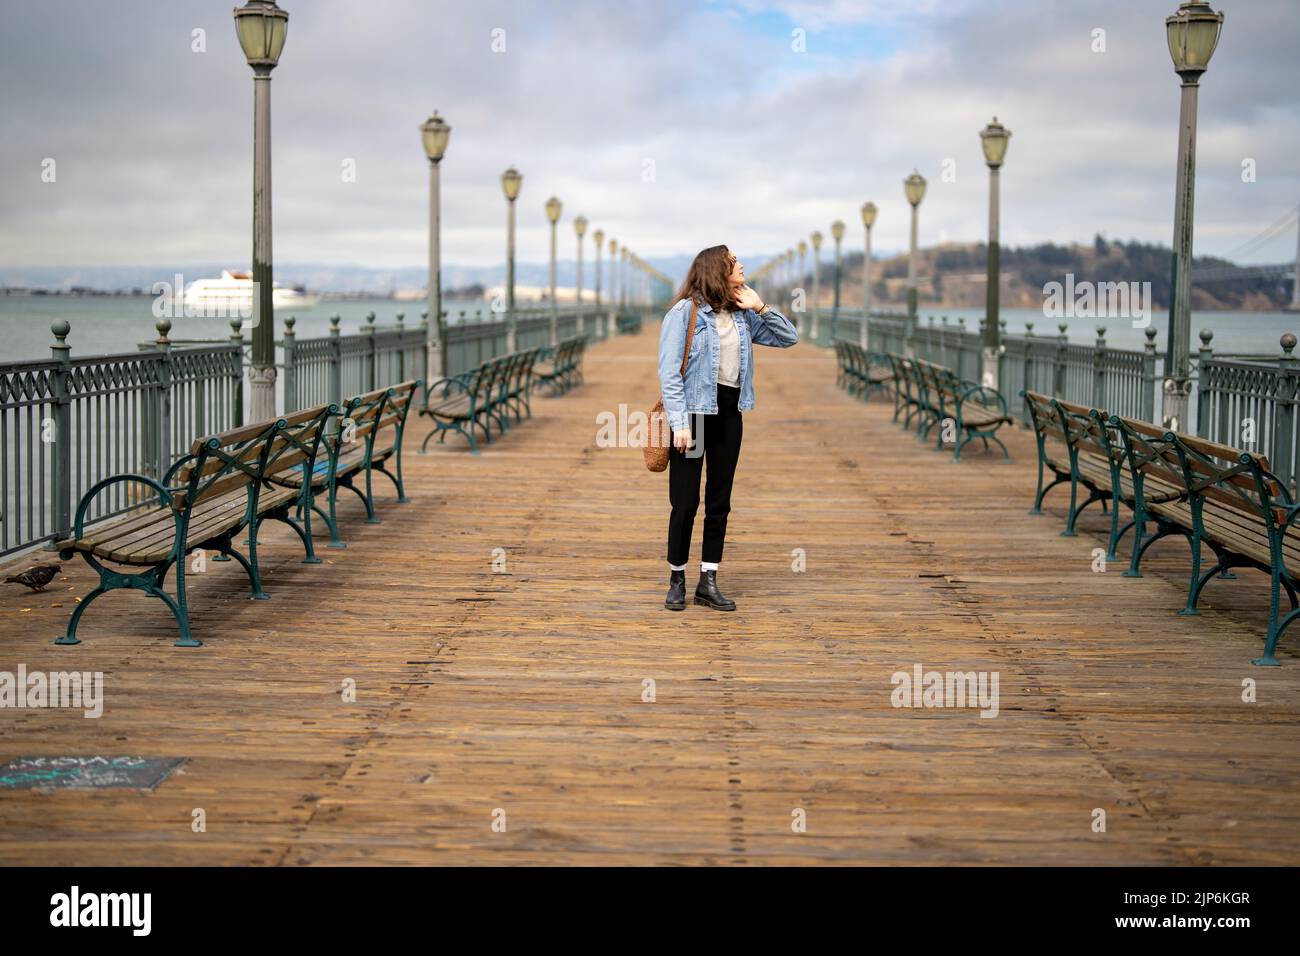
[657,296,798,432]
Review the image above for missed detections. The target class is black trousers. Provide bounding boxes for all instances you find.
[666,384,743,566]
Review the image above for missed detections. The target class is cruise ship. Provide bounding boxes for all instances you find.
[183,270,319,315]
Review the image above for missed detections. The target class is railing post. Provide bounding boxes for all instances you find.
[395,311,406,383]
[440,310,449,378]
[328,314,342,409]
[229,318,245,427]
[364,311,376,393]
[153,319,173,477]
[1141,327,1158,423]
[1275,333,1297,494]
[1196,328,1213,438]
[1093,325,1107,411]
[1023,321,1035,395]
[49,320,73,546]
[420,310,430,388]
[1054,322,1068,398]
[957,317,968,377]
[282,315,297,413]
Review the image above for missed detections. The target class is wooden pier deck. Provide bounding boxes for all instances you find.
[2,326,1299,866]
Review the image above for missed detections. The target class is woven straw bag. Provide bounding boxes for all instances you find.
[642,300,698,472]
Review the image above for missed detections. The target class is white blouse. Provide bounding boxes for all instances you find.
[715,309,740,387]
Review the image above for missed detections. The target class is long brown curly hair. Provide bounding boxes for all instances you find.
[672,245,739,313]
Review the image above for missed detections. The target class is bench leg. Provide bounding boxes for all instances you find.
[1183,545,1246,617]
[316,496,345,549]
[363,465,380,525]
[1177,531,1205,615]
[1065,486,1106,536]
[1256,570,1300,665]
[54,583,107,645]
[245,521,272,601]
[158,562,200,648]
[1106,499,1127,561]
[375,460,408,503]
[1062,475,1081,536]
[1110,517,1136,561]
[1123,519,1183,579]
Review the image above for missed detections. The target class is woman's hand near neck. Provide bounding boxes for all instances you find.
[733,283,764,313]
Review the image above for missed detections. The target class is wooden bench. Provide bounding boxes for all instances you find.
[615,313,642,335]
[419,348,541,454]
[1105,417,1298,665]
[1023,391,1132,557]
[834,341,893,401]
[534,337,586,396]
[54,403,335,647]
[886,353,920,427]
[275,380,420,546]
[1159,429,1298,666]
[910,357,1012,461]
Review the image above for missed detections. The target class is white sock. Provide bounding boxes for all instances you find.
[701,561,719,572]
[669,562,687,572]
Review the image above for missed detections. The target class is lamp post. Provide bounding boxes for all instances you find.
[787,247,795,299]
[797,240,808,320]
[573,215,588,336]
[810,230,823,343]
[501,166,523,353]
[860,201,877,350]
[608,238,618,331]
[233,0,289,422]
[592,228,604,336]
[1163,0,1224,431]
[830,220,845,345]
[904,169,927,356]
[980,117,1010,390]
[420,111,450,384]
[624,248,634,308]
[545,195,562,346]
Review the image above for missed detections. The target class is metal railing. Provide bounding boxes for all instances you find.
[1,321,242,556]
[1197,332,1300,492]
[860,312,1161,425]
[283,304,613,411]
[0,303,643,556]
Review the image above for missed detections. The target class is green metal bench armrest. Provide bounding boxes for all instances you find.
[955,382,1008,417]
[163,453,198,487]
[422,373,475,406]
[63,473,182,556]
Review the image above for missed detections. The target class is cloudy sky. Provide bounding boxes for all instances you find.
[1,0,1297,279]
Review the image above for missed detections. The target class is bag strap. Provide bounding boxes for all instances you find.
[679,300,698,379]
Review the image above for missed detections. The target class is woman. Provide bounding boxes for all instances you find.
[657,245,798,612]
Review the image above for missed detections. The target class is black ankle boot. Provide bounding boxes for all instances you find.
[665,570,686,611]
[694,570,736,611]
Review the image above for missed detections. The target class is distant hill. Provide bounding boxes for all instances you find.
[803,236,1292,312]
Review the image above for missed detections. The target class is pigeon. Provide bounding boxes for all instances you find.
[5,563,62,593]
